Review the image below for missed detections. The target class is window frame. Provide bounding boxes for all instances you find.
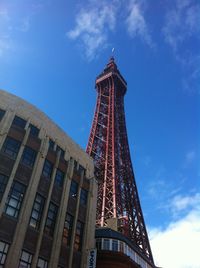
[1,137,21,159]
[21,146,37,168]
[80,188,88,206]
[29,124,39,137]
[0,174,8,201]
[37,257,48,268]
[19,250,32,268]
[54,169,64,188]
[4,181,26,218]
[44,202,58,236]
[74,220,84,251]
[29,194,45,230]
[0,241,9,266]
[62,213,73,246]
[12,115,26,129]
[42,160,53,179]
[69,180,78,198]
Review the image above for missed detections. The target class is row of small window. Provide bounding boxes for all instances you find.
[1,137,89,201]
[96,238,153,268]
[0,174,86,242]
[1,136,37,166]
[0,241,48,268]
[12,115,40,137]
[42,160,88,204]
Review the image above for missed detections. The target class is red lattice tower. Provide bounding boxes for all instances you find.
[86,57,154,263]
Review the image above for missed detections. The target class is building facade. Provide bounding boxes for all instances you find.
[0,89,97,268]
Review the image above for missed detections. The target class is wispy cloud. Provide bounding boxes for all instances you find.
[67,0,119,60]
[126,0,153,47]
[163,0,200,94]
[67,0,154,60]
[150,200,200,268]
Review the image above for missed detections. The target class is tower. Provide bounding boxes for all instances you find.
[86,57,154,265]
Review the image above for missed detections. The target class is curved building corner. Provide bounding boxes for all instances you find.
[0,89,97,268]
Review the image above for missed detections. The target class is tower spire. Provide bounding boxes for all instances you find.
[87,59,155,265]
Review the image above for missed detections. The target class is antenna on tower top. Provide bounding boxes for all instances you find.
[111,47,115,57]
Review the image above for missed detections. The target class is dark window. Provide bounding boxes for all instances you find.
[0,241,9,266]
[0,174,8,201]
[74,221,84,251]
[54,169,64,187]
[73,160,78,171]
[19,250,32,267]
[56,146,65,158]
[112,240,118,251]
[103,239,110,250]
[37,258,48,268]
[49,139,55,151]
[5,181,26,218]
[96,238,102,250]
[80,189,88,206]
[0,109,5,121]
[44,202,58,236]
[78,165,86,175]
[1,137,21,159]
[29,194,45,230]
[69,180,78,198]
[62,213,73,246]
[21,146,37,168]
[12,115,26,129]
[42,160,53,178]
[29,124,39,137]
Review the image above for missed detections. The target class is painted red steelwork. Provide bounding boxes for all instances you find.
[86,57,154,264]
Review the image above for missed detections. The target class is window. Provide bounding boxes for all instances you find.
[0,174,8,201]
[29,194,45,230]
[5,181,26,218]
[21,146,37,168]
[29,124,39,137]
[96,238,102,250]
[48,139,55,151]
[1,137,21,159]
[62,213,73,246]
[120,241,124,253]
[44,202,58,236]
[54,169,64,187]
[12,116,26,129]
[0,241,9,266]
[56,146,65,158]
[37,258,48,268]
[112,240,118,251]
[78,165,86,175]
[0,109,5,122]
[74,221,84,251]
[103,239,110,250]
[80,189,88,205]
[69,180,78,198]
[19,251,32,268]
[42,160,53,178]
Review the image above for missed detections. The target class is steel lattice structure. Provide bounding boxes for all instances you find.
[86,57,154,264]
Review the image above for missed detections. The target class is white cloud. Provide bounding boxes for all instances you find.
[67,0,119,60]
[67,0,154,60]
[150,201,200,268]
[126,0,153,47]
[163,0,200,94]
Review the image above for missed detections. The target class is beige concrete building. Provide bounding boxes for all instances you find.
[0,89,97,268]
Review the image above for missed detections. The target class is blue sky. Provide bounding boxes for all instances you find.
[0,0,199,267]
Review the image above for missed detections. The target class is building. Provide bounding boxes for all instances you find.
[86,58,156,268]
[0,89,97,268]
